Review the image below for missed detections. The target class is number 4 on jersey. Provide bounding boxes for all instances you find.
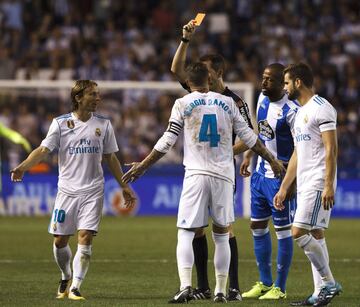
[199,114,220,147]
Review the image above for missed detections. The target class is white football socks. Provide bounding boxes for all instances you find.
[176,229,195,290]
[70,244,92,290]
[312,238,330,297]
[212,231,230,296]
[53,244,72,280]
[295,234,335,286]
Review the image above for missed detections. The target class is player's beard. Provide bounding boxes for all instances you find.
[287,88,300,101]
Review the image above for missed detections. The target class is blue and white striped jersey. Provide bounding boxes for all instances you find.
[255,93,299,178]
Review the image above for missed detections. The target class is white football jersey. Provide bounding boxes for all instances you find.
[294,95,337,192]
[168,91,257,184]
[41,112,118,195]
[255,93,299,178]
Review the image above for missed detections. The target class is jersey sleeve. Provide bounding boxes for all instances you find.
[169,99,184,126]
[154,99,184,153]
[103,121,119,154]
[40,119,60,151]
[232,98,257,148]
[315,103,337,132]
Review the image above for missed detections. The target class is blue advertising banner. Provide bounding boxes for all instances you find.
[0,167,244,216]
[1,170,359,217]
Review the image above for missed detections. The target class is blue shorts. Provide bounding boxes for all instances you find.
[250,172,296,228]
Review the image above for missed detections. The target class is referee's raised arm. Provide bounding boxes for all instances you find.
[171,20,196,83]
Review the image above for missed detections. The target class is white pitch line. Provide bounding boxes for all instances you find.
[0,258,360,264]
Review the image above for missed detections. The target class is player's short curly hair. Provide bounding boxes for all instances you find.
[284,63,313,88]
[199,54,226,74]
[71,80,97,110]
[186,62,209,87]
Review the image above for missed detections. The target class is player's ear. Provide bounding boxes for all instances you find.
[294,78,301,89]
[75,94,81,103]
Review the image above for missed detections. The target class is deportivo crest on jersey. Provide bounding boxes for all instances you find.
[258,120,275,141]
[67,120,75,129]
[95,128,101,136]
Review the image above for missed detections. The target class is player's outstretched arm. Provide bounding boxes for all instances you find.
[250,139,285,178]
[10,146,50,182]
[273,150,298,210]
[103,153,137,209]
[233,140,249,156]
[170,20,196,82]
[122,149,166,184]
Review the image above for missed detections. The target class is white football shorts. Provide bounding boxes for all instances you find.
[177,174,235,229]
[293,189,331,230]
[48,189,104,235]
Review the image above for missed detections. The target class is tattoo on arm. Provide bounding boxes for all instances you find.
[251,139,275,163]
[141,149,166,169]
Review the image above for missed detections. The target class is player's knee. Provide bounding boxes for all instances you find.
[212,223,229,234]
[250,220,268,230]
[310,228,325,240]
[227,224,235,237]
[53,235,69,248]
[78,230,93,245]
[292,226,309,240]
[194,227,205,238]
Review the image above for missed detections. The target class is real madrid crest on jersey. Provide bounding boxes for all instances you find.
[95,128,101,137]
[304,114,308,124]
[67,120,75,129]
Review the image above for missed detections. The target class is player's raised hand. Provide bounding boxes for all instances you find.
[240,157,251,177]
[122,162,146,183]
[321,185,335,210]
[122,186,137,209]
[10,167,25,182]
[274,187,287,211]
[182,20,196,40]
[270,159,286,178]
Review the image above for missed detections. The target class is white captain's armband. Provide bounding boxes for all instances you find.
[154,121,183,153]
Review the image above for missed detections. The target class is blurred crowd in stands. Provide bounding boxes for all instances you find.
[0,0,359,177]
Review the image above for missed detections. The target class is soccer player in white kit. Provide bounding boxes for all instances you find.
[274,63,342,307]
[122,62,285,303]
[10,80,136,300]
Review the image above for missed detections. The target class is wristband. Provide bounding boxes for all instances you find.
[181,37,190,43]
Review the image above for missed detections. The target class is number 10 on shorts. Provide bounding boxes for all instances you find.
[53,209,66,223]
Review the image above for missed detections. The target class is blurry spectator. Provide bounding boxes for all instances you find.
[0,46,15,79]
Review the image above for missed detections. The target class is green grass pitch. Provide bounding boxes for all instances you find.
[0,217,359,306]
